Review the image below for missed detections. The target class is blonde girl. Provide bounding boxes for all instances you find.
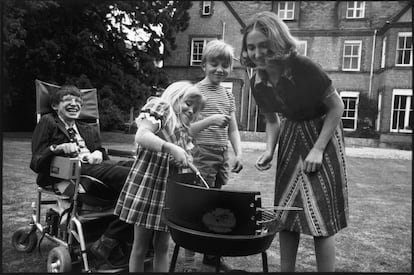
[114,81,205,272]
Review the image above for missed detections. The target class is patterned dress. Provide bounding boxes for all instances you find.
[114,97,193,232]
[251,53,349,237]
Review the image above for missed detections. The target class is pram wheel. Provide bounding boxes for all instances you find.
[47,246,72,273]
[11,226,38,253]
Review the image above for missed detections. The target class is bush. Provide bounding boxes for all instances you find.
[99,98,125,131]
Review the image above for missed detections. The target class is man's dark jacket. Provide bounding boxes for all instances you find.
[30,112,108,187]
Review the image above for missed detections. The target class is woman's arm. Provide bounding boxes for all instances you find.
[256,112,280,170]
[227,112,243,172]
[303,91,344,173]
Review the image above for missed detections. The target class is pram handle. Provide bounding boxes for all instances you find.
[188,163,210,189]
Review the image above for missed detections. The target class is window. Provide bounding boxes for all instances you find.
[201,1,212,16]
[278,1,295,20]
[340,91,359,130]
[390,89,412,133]
[221,82,233,94]
[396,32,412,66]
[346,1,365,19]
[190,39,208,66]
[297,40,307,56]
[380,36,387,68]
[343,41,362,71]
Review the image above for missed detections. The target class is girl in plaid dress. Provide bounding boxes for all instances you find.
[114,81,205,272]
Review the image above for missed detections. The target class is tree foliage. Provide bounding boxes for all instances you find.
[2,0,192,130]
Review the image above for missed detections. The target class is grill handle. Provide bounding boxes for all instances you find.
[188,162,210,189]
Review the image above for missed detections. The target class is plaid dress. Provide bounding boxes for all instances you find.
[114,97,193,232]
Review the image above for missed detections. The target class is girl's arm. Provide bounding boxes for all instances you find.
[303,91,344,173]
[227,112,243,173]
[136,120,190,166]
[256,112,280,170]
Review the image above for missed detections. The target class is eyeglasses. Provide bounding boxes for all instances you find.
[61,95,83,105]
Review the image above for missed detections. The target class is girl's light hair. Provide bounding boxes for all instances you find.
[240,11,299,67]
[201,39,235,68]
[160,81,205,131]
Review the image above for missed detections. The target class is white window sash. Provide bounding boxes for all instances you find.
[390,89,413,133]
[396,32,413,66]
[278,1,295,20]
[297,40,307,56]
[202,1,211,15]
[343,41,362,71]
[380,36,387,68]
[190,39,208,66]
[346,1,365,19]
[340,91,359,131]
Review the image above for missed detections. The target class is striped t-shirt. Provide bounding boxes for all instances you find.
[194,82,235,146]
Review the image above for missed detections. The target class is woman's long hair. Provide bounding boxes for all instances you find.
[240,11,299,68]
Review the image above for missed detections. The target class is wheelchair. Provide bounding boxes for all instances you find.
[10,80,147,272]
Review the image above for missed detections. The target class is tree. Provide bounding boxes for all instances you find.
[2,0,192,130]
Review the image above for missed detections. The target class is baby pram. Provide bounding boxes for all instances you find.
[10,80,145,272]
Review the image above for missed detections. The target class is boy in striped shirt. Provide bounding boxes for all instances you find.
[186,39,243,271]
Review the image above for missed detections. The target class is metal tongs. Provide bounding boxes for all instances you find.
[188,162,210,189]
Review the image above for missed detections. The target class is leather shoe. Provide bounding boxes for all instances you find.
[202,255,232,272]
[90,235,128,268]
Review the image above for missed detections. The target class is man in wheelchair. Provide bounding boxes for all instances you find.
[30,84,134,268]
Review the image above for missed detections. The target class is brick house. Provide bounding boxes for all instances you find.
[163,1,412,147]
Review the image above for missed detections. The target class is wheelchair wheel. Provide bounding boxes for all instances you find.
[11,226,38,253]
[47,246,72,273]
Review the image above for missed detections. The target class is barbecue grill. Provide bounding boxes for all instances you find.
[164,169,301,272]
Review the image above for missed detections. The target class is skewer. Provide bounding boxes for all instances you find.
[188,163,210,189]
[259,206,303,211]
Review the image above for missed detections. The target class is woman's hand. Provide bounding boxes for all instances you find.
[255,151,273,171]
[303,147,324,173]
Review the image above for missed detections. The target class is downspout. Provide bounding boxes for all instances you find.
[368,29,377,98]
[221,20,226,41]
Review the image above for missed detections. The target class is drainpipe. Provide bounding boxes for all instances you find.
[368,29,377,98]
[221,20,226,41]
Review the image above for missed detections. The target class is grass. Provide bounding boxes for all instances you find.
[2,132,412,273]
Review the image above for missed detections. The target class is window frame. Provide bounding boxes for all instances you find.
[342,40,362,71]
[390,89,413,133]
[277,1,295,21]
[297,40,307,56]
[380,36,387,69]
[201,1,212,16]
[346,1,366,19]
[340,91,360,131]
[395,32,413,67]
[190,38,209,66]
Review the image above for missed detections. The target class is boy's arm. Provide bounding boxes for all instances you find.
[227,112,243,172]
[189,114,230,136]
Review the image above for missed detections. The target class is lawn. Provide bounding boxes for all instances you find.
[2,132,412,273]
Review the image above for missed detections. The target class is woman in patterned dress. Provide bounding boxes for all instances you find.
[240,11,349,272]
[114,81,205,272]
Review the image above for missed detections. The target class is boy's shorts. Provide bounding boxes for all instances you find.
[191,144,229,189]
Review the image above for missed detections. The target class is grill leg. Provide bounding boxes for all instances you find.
[169,244,180,272]
[215,256,220,273]
[262,251,268,273]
